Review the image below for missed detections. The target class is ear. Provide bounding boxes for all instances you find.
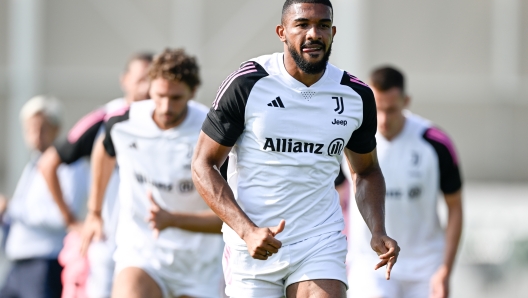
[332,26,336,38]
[189,87,198,100]
[403,95,411,108]
[276,24,286,42]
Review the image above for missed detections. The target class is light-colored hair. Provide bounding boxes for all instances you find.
[20,95,63,127]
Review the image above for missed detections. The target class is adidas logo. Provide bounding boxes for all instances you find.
[129,142,137,149]
[267,97,285,108]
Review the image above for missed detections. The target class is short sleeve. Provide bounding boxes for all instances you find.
[54,109,106,164]
[340,72,377,154]
[423,127,462,194]
[103,109,130,157]
[202,61,269,147]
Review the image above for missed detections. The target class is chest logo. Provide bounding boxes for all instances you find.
[333,97,344,114]
[263,138,323,154]
[328,138,345,156]
[332,119,347,126]
[267,97,285,108]
[179,180,195,193]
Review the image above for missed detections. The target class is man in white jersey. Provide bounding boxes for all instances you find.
[84,49,224,298]
[39,53,153,298]
[347,66,463,298]
[192,1,400,297]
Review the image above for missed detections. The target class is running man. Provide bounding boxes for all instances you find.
[84,48,224,298]
[347,66,463,298]
[38,52,153,298]
[192,1,400,297]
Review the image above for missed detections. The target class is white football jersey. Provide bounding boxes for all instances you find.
[348,112,462,281]
[103,100,222,252]
[202,53,377,248]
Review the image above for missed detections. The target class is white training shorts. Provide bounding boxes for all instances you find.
[114,241,223,298]
[347,270,430,298]
[86,240,116,298]
[223,231,348,298]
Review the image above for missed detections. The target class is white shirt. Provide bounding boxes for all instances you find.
[6,154,89,260]
[104,100,222,253]
[202,53,378,248]
[348,112,462,281]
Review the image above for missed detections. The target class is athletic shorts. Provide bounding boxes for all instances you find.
[86,240,115,298]
[347,271,430,298]
[114,241,223,298]
[223,231,348,298]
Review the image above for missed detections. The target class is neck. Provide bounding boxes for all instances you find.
[123,94,136,105]
[383,115,406,141]
[283,51,325,87]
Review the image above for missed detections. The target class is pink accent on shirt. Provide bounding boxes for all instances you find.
[346,72,370,88]
[67,109,106,144]
[104,106,130,122]
[425,127,459,165]
[214,69,258,110]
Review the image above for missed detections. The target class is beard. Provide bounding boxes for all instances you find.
[288,40,332,75]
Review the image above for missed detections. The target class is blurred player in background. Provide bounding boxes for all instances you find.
[192,1,399,297]
[38,53,153,298]
[0,96,89,298]
[347,66,463,298]
[83,48,223,298]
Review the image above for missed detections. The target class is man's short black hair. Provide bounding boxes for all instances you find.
[370,66,406,94]
[282,0,333,22]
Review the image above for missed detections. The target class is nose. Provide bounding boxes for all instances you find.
[306,25,322,41]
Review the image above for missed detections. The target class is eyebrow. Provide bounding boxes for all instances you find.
[293,18,332,23]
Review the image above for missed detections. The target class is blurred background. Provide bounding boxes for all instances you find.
[0,0,526,297]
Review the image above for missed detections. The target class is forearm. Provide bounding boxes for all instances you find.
[88,139,115,214]
[192,160,256,239]
[354,167,386,235]
[168,210,223,234]
[443,194,463,273]
[39,147,75,226]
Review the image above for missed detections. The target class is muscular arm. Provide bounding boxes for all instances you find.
[147,206,223,234]
[87,136,116,215]
[430,190,463,298]
[192,131,283,260]
[345,148,386,235]
[191,132,255,238]
[80,136,115,254]
[345,148,400,279]
[443,190,463,273]
[38,147,76,227]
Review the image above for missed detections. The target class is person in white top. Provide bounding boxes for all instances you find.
[38,53,153,298]
[347,66,463,298]
[82,48,224,298]
[192,1,400,297]
[0,95,89,298]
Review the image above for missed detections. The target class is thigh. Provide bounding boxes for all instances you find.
[286,232,348,293]
[111,267,163,298]
[286,279,346,298]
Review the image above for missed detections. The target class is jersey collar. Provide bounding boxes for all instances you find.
[278,53,330,90]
